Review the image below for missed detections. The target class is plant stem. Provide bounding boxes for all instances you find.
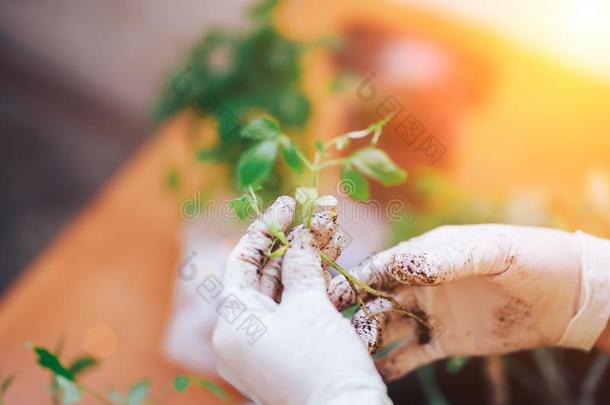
[318,158,346,170]
[322,135,350,150]
[247,186,261,217]
[311,150,322,189]
[294,148,314,171]
[343,274,371,317]
[80,384,114,405]
[321,253,432,329]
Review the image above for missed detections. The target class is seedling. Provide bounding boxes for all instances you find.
[27,342,228,404]
[229,115,433,329]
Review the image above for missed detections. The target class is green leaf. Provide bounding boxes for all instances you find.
[196,379,228,400]
[240,117,280,141]
[341,304,359,320]
[446,356,469,374]
[294,186,318,226]
[56,376,82,404]
[229,195,254,220]
[294,187,318,207]
[372,340,405,360]
[173,376,190,392]
[33,347,74,381]
[314,139,324,153]
[281,138,303,173]
[68,356,97,376]
[125,380,150,405]
[341,165,369,201]
[350,148,407,186]
[275,90,310,127]
[237,140,279,188]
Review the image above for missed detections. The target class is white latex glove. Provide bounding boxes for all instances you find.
[212,196,392,405]
[328,224,610,381]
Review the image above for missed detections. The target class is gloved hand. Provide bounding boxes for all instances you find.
[212,196,392,405]
[328,224,610,381]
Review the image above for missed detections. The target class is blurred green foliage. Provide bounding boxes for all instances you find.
[152,0,318,196]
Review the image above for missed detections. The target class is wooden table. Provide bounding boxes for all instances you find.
[0,115,240,404]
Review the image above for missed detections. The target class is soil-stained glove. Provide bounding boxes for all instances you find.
[212,196,392,405]
[329,224,610,382]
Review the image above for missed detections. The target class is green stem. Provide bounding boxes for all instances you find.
[343,274,371,317]
[321,253,432,329]
[247,186,261,217]
[294,148,315,171]
[311,150,322,189]
[80,384,114,405]
[318,158,346,170]
[416,366,450,405]
[323,135,349,150]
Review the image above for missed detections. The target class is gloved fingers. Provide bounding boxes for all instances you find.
[320,229,348,270]
[310,203,339,247]
[259,198,339,301]
[224,196,295,290]
[281,225,327,298]
[386,233,515,286]
[375,341,443,382]
[352,298,392,354]
[259,254,283,302]
[327,247,398,311]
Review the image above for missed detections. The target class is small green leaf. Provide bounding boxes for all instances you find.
[446,356,469,374]
[294,187,318,207]
[229,195,253,220]
[229,192,260,220]
[68,356,97,376]
[341,304,359,320]
[294,186,318,226]
[56,376,82,405]
[372,340,405,360]
[281,138,303,173]
[173,375,190,392]
[268,244,288,259]
[350,148,407,186]
[314,139,324,152]
[33,346,74,381]
[240,117,281,140]
[196,379,228,400]
[237,140,279,188]
[125,380,150,405]
[341,165,369,201]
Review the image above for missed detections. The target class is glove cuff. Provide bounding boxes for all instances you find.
[558,231,610,350]
[305,370,392,405]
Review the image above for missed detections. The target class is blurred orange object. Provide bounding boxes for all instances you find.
[279,0,610,232]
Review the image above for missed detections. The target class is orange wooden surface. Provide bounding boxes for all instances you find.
[0,117,240,404]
